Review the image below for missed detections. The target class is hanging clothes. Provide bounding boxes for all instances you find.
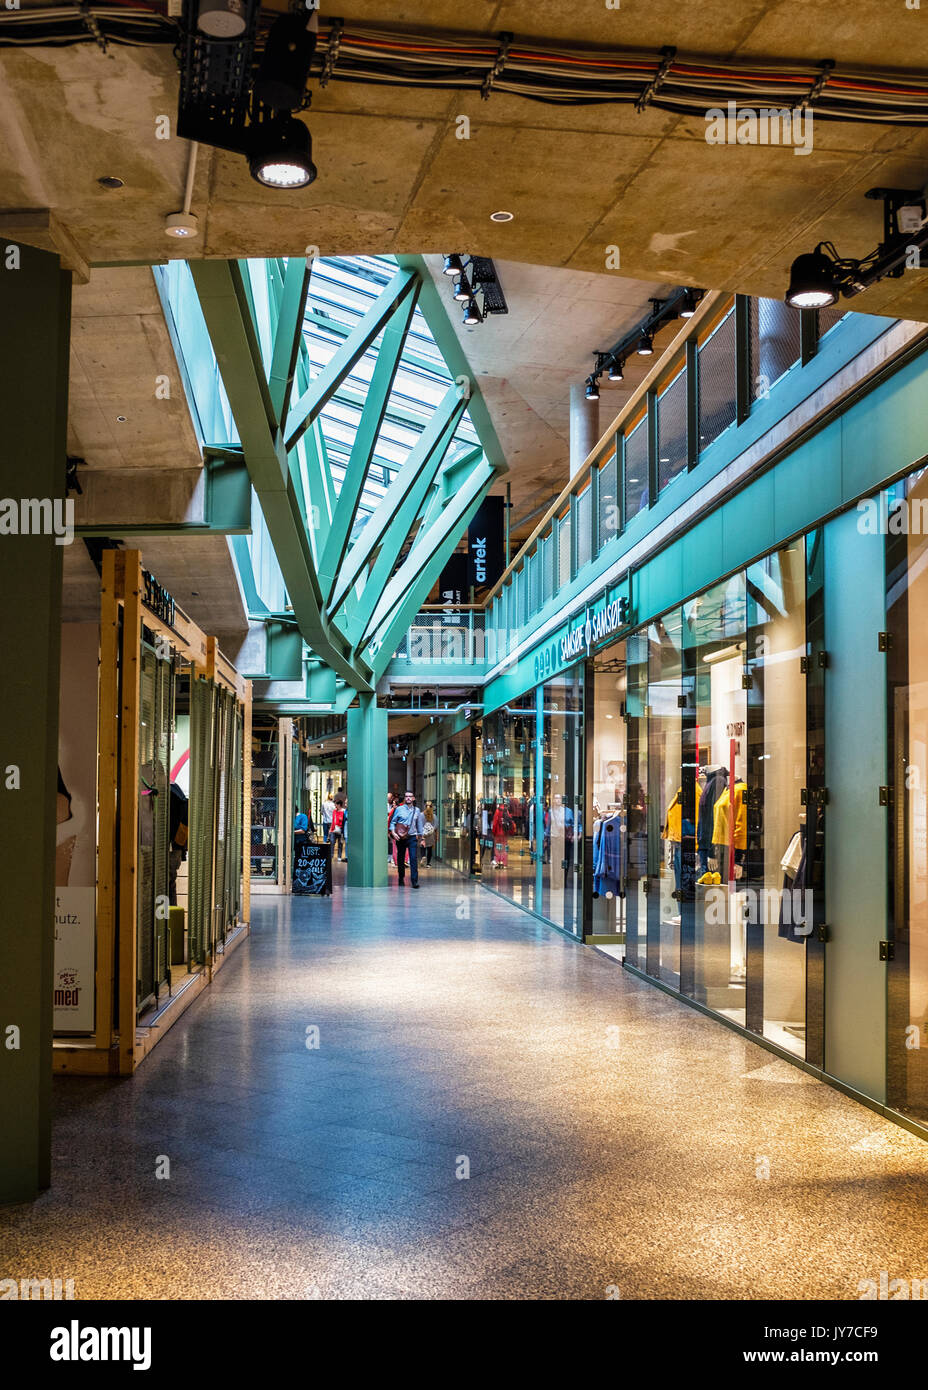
[593,812,624,897]
[663,782,702,842]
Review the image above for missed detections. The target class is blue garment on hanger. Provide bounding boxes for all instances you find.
[593,813,624,896]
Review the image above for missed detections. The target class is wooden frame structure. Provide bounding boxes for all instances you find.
[54,549,252,1076]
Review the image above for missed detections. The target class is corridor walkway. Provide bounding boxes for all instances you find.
[5,871,928,1300]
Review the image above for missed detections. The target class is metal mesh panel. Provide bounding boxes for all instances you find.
[598,453,618,550]
[750,298,800,398]
[213,690,228,944]
[526,552,537,617]
[657,368,688,491]
[557,514,571,586]
[543,533,555,602]
[698,308,737,451]
[624,420,649,520]
[817,305,846,339]
[575,489,591,571]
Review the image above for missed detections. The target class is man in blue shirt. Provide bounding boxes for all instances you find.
[390,790,425,888]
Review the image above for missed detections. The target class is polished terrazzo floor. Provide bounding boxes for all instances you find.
[4,867,928,1300]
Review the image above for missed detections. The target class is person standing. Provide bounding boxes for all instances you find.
[387,791,397,867]
[422,801,437,867]
[321,792,335,843]
[330,795,346,862]
[391,790,425,887]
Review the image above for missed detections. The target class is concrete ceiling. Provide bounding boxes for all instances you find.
[4,1,928,324]
[423,255,672,530]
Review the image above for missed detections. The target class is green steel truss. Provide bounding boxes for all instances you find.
[190,257,503,697]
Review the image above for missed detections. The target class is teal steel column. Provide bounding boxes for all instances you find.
[535,683,544,910]
[346,693,388,888]
[0,245,70,1202]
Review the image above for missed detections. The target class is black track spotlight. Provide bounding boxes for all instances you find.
[463,297,482,326]
[607,358,624,382]
[785,248,839,308]
[453,274,472,303]
[679,289,700,318]
[586,375,600,401]
[636,332,654,356]
[249,115,317,189]
[254,11,318,112]
[443,254,464,277]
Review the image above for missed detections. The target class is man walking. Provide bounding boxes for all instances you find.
[390,789,425,888]
[321,792,335,843]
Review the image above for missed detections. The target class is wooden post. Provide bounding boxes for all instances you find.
[94,550,120,1053]
[117,551,143,1074]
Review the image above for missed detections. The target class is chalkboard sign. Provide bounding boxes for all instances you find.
[293,839,332,896]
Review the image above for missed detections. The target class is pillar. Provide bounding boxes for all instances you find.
[346,692,388,887]
[570,384,599,478]
[0,244,71,1202]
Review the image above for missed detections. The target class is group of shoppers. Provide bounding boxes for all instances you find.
[387,791,436,887]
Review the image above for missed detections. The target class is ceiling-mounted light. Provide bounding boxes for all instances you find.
[254,11,318,112]
[453,274,472,303]
[463,298,482,326]
[490,210,514,222]
[196,0,246,38]
[443,254,464,277]
[637,332,654,356]
[249,116,317,189]
[164,211,199,239]
[785,248,839,308]
[607,359,624,382]
[585,376,600,401]
[680,289,700,318]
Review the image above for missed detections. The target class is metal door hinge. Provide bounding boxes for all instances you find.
[816,923,828,943]
[741,672,753,690]
[801,787,829,806]
[879,786,892,806]
[879,940,895,961]
[800,656,809,674]
[879,631,893,652]
[818,650,829,668]
[677,693,688,708]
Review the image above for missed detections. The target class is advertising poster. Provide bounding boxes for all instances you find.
[54,621,99,1034]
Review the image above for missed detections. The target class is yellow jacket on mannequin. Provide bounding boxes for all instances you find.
[712,781,747,850]
[663,783,702,842]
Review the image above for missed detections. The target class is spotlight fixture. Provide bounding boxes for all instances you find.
[196,0,246,37]
[585,376,600,401]
[249,116,317,188]
[442,255,507,326]
[177,0,320,191]
[784,187,928,307]
[680,289,700,318]
[785,249,839,309]
[584,285,704,404]
[490,210,514,222]
[164,211,199,239]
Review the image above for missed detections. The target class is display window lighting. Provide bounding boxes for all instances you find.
[585,376,600,401]
[453,274,472,303]
[607,359,624,382]
[463,298,482,326]
[442,253,464,277]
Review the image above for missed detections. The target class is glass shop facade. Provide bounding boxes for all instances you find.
[395,297,928,1130]
[470,458,928,1131]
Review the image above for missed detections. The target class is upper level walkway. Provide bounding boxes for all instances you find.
[5,871,928,1299]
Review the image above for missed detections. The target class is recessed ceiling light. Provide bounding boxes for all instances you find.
[164,212,199,239]
[490,210,514,222]
[97,176,125,190]
[116,415,127,422]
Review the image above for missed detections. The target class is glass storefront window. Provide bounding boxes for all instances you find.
[886,468,928,1120]
[441,729,472,875]
[480,702,537,913]
[541,671,584,935]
